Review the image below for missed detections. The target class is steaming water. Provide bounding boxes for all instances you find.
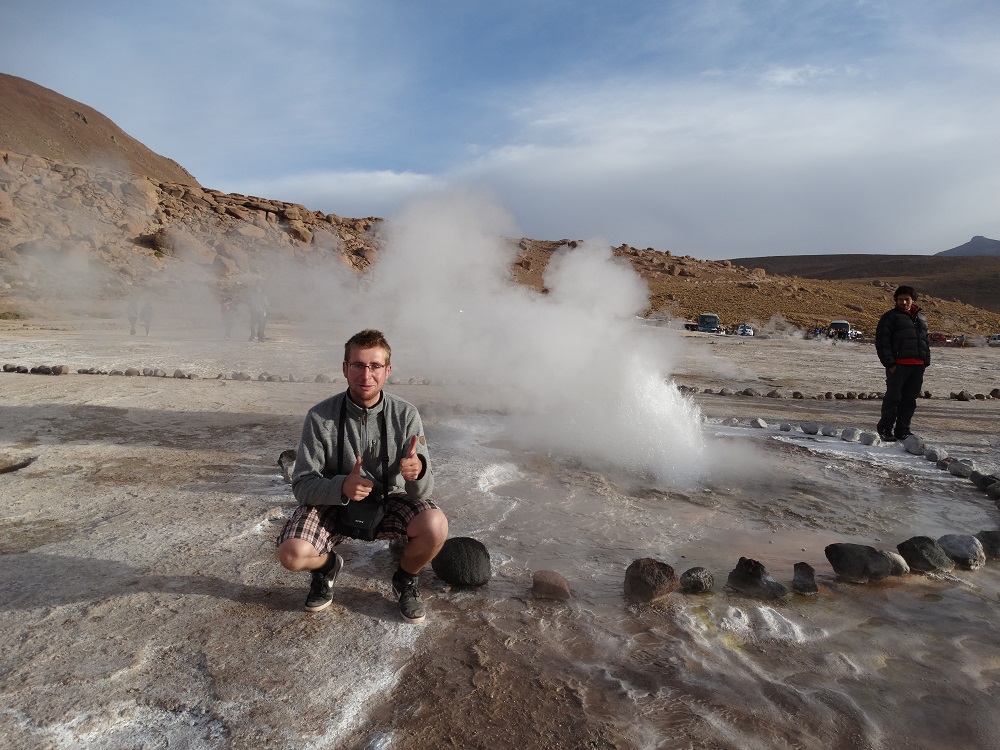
[421,412,1000,749]
[3,319,999,748]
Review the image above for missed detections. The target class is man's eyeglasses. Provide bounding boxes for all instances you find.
[347,362,387,373]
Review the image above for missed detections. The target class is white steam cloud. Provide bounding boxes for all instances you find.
[362,188,707,485]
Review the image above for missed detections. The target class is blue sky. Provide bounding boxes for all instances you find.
[2,0,999,258]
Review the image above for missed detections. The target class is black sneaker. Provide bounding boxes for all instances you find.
[391,571,426,624]
[895,432,913,441]
[878,431,897,442]
[304,552,343,612]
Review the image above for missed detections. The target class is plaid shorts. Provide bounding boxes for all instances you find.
[276,495,439,555]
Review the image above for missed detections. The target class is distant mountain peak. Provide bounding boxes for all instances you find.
[937,236,1000,257]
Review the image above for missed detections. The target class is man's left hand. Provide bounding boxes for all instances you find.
[400,435,422,481]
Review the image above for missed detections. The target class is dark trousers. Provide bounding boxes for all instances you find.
[878,364,925,437]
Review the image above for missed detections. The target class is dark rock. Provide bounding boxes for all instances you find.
[624,558,678,603]
[987,482,1000,501]
[532,570,571,600]
[793,562,818,594]
[124,368,140,376]
[800,422,820,435]
[924,446,947,462]
[52,364,70,375]
[726,557,787,599]
[937,534,986,570]
[841,428,861,442]
[719,387,734,396]
[970,472,999,491]
[431,537,492,586]
[956,390,973,401]
[172,369,187,379]
[742,388,762,397]
[896,536,955,573]
[824,543,895,583]
[936,457,955,471]
[679,567,714,594]
[975,530,1000,560]
[949,459,975,478]
[749,418,768,428]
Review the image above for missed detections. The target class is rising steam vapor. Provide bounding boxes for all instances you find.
[363,188,708,485]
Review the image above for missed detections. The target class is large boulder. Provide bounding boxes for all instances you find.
[431,537,491,586]
[824,543,897,583]
[896,536,955,573]
[624,558,678,603]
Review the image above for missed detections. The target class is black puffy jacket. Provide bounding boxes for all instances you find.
[875,304,930,368]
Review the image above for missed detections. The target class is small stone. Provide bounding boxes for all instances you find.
[749,418,768,429]
[896,536,955,573]
[937,534,986,570]
[974,530,1000,560]
[902,434,925,455]
[532,570,571,600]
[431,537,492,586]
[726,557,787,599]
[949,460,975,478]
[840,428,861,442]
[792,562,818,594]
[624,558,678,603]
[679,567,714,594]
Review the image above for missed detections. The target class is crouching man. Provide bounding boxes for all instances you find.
[276,329,448,623]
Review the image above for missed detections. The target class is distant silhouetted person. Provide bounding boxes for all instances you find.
[125,297,139,335]
[140,300,153,336]
[248,284,268,342]
[875,285,930,442]
[221,297,235,340]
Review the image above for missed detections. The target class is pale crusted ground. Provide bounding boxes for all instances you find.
[1,320,998,749]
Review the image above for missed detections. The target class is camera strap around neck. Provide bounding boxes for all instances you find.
[338,395,389,503]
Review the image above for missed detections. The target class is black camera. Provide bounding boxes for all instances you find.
[336,497,385,541]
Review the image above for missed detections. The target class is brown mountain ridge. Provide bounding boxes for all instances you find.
[2,73,999,337]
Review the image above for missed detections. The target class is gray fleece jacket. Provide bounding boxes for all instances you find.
[290,390,433,506]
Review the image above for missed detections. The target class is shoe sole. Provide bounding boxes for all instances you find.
[304,554,344,613]
[391,584,426,624]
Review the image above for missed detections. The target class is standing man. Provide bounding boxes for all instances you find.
[276,329,448,623]
[248,283,268,342]
[875,285,930,441]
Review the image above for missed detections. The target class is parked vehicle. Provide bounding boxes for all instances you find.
[737,323,754,336]
[827,320,852,339]
[929,332,950,344]
[697,312,723,333]
[988,334,1000,347]
[683,320,698,331]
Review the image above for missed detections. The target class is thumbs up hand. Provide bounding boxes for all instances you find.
[343,454,373,501]
[400,435,422,481]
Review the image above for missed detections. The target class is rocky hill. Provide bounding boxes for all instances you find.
[2,73,999,337]
[0,74,198,187]
[515,241,1000,336]
[937,235,1000,257]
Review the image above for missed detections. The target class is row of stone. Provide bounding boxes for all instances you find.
[679,384,1000,401]
[731,417,1000,504]
[2,363,437,386]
